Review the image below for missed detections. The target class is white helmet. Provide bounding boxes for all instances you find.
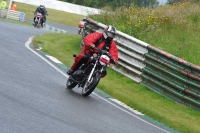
[103,25,116,41]
[40,4,45,9]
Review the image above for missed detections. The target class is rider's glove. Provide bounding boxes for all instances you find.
[110,59,117,64]
[93,53,97,57]
[100,50,107,55]
[109,60,117,68]
[90,44,95,49]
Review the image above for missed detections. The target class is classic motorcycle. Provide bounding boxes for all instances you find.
[33,12,43,28]
[66,46,113,97]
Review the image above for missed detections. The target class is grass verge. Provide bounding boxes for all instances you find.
[0,17,32,26]
[32,33,200,133]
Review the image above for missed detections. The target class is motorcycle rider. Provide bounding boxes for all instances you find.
[33,4,48,27]
[67,25,118,78]
[10,1,17,11]
[78,16,88,34]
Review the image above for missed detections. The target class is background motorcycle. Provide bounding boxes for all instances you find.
[66,46,113,97]
[33,12,44,28]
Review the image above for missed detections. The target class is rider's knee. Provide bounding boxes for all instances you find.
[101,71,107,78]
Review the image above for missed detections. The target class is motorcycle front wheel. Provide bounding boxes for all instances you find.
[34,21,38,27]
[66,76,77,90]
[82,72,101,97]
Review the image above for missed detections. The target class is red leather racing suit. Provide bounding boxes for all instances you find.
[70,32,118,76]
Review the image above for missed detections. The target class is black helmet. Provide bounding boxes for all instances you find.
[103,25,116,41]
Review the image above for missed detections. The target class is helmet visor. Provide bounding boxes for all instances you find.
[107,31,115,39]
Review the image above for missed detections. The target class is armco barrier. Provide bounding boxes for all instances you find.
[84,18,200,110]
[142,46,200,110]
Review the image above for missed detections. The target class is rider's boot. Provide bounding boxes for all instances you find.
[67,69,73,75]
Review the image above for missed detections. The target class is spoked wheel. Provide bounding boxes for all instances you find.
[37,20,41,28]
[66,77,77,90]
[82,72,101,97]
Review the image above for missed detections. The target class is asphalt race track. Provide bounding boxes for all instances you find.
[0,21,176,133]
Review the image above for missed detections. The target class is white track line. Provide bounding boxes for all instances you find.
[25,36,68,78]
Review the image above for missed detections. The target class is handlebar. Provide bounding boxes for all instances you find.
[90,45,109,55]
[90,45,116,64]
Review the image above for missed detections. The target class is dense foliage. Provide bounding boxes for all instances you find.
[59,0,159,9]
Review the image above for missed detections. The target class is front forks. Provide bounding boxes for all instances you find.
[83,61,98,89]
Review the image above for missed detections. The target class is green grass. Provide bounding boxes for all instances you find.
[32,33,200,133]
[0,17,32,26]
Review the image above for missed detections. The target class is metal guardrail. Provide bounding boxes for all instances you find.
[142,46,200,110]
[84,18,200,110]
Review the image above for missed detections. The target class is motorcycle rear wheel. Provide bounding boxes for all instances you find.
[66,77,77,90]
[82,72,101,97]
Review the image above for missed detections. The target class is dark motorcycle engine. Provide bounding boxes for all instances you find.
[72,69,85,81]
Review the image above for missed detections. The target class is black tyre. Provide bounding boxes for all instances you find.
[34,21,38,27]
[82,72,101,97]
[66,77,77,90]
